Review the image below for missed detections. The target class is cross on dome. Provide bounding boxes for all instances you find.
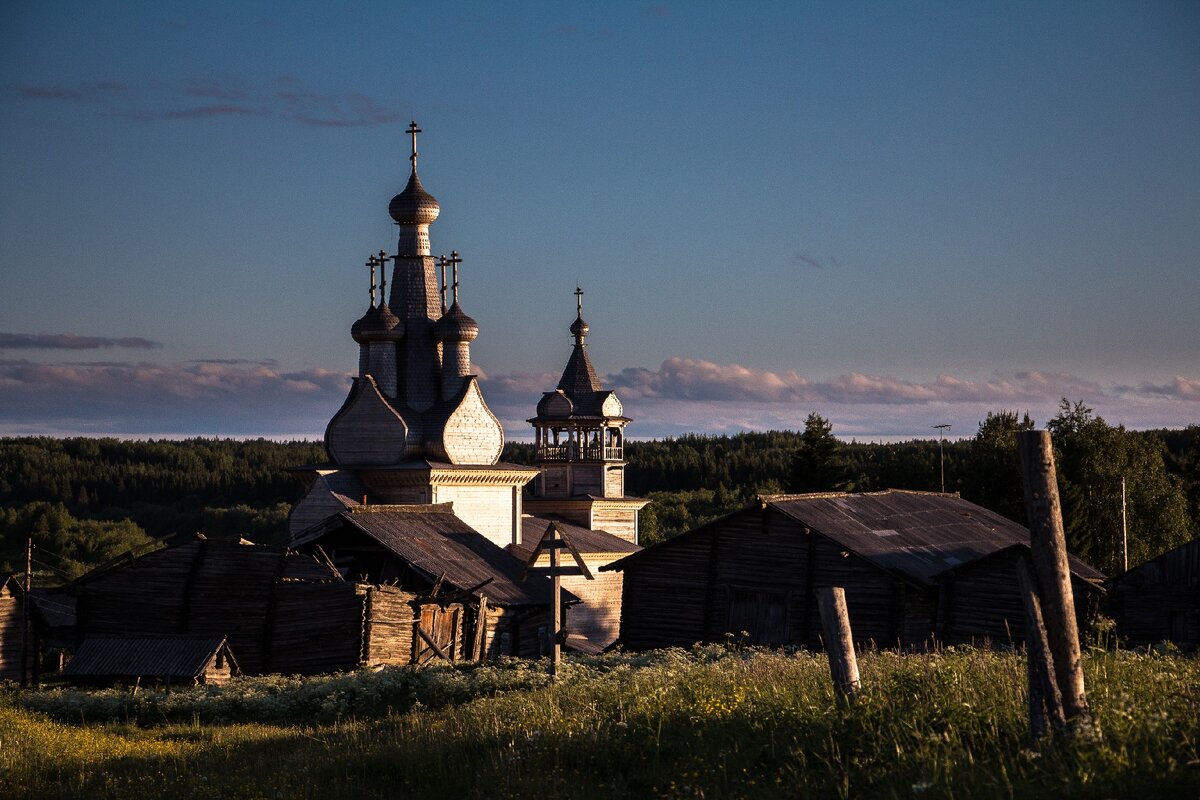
[407,120,421,169]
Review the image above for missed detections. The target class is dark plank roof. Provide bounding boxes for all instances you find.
[29,589,76,628]
[511,517,640,562]
[769,490,1105,584]
[603,491,1104,585]
[63,637,235,679]
[338,508,552,606]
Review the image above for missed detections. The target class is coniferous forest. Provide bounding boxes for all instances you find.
[1,401,1197,583]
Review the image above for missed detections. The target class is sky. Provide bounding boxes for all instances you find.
[1,1,1197,442]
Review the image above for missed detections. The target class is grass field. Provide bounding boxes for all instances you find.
[2,645,1197,799]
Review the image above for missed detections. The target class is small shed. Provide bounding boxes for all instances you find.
[1108,538,1200,650]
[604,490,1105,651]
[293,504,562,659]
[63,637,239,686]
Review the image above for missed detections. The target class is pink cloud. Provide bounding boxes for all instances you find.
[0,332,161,350]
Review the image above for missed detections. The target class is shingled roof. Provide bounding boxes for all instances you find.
[767,490,1105,585]
[333,507,554,606]
[63,637,237,681]
[511,516,641,563]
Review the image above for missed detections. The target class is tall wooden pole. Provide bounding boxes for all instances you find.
[1017,430,1093,732]
[816,587,860,702]
[549,527,561,681]
[1015,556,1065,742]
[21,537,31,688]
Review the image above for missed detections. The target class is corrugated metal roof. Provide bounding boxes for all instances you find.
[63,637,234,679]
[511,517,640,562]
[341,508,551,606]
[770,490,1104,584]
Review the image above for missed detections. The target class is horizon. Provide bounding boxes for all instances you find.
[2,2,1197,440]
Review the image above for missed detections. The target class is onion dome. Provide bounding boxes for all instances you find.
[352,304,402,343]
[388,171,440,226]
[569,315,589,340]
[433,302,479,342]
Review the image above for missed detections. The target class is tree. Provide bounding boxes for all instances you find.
[790,413,846,493]
[1048,399,1192,574]
[962,410,1035,524]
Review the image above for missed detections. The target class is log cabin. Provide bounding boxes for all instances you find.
[603,490,1105,651]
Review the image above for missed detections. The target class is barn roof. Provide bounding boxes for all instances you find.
[603,490,1104,585]
[332,507,553,606]
[63,637,236,680]
[511,516,640,562]
[770,490,1104,584]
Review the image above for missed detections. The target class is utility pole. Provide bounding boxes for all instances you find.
[1120,476,1128,573]
[933,424,951,493]
[21,536,31,688]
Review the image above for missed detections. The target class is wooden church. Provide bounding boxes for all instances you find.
[284,122,645,655]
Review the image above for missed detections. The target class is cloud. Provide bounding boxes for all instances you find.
[9,81,126,101]
[481,357,1200,440]
[0,359,351,436]
[0,332,161,351]
[10,77,400,128]
[1116,376,1200,402]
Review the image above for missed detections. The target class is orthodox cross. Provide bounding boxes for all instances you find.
[574,285,584,318]
[448,250,462,304]
[407,120,421,169]
[366,254,378,307]
[438,255,448,314]
[520,521,593,680]
[377,250,389,303]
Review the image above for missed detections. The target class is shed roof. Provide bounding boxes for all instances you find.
[334,507,553,606]
[770,490,1104,584]
[604,491,1104,585]
[63,637,236,680]
[511,517,640,562]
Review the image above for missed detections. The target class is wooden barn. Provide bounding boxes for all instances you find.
[292,503,561,659]
[1108,538,1200,650]
[0,575,32,682]
[63,637,240,687]
[69,535,463,674]
[603,490,1105,651]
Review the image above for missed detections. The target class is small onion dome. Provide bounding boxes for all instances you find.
[388,171,440,225]
[434,302,479,342]
[570,315,589,339]
[352,304,402,343]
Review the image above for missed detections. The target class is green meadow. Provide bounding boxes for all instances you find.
[3,646,1197,799]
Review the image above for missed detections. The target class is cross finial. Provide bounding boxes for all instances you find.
[366,254,378,307]
[449,250,462,304]
[407,120,421,170]
[437,255,448,314]
[575,286,584,318]
[377,250,389,302]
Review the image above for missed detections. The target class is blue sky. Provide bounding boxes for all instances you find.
[1,1,1197,440]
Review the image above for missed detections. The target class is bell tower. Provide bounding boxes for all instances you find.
[526,289,648,542]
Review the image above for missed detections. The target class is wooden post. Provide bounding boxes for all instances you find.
[816,587,859,701]
[21,537,31,688]
[1017,430,1094,733]
[473,595,489,662]
[1015,556,1065,742]
[550,528,561,680]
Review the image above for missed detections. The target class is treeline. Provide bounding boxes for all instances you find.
[1,403,1196,582]
[0,438,325,580]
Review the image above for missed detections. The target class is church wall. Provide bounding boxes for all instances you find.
[435,484,518,547]
[563,559,624,647]
[590,507,638,543]
[604,466,624,497]
[571,464,604,496]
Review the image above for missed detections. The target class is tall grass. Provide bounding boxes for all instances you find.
[2,646,1197,799]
